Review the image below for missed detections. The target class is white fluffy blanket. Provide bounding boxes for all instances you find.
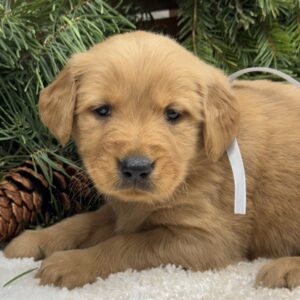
[0,252,300,300]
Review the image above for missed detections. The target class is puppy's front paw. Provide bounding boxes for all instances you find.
[4,230,50,260]
[255,257,300,289]
[36,250,98,289]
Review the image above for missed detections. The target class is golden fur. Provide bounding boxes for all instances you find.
[4,31,300,290]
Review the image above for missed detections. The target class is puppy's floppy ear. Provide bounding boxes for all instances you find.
[39,64,76,145]
[203,80,239,161]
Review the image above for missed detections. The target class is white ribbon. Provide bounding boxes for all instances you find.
[227,68,300,214]
[226,139,246,214]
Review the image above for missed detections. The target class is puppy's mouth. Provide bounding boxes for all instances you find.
[111,183,155,201]
[117,179,153,193]
[110,177,156,200]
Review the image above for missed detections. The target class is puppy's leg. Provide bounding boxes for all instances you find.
[36,226,242,289]
[255,257,300,289]
[4,204,115,260]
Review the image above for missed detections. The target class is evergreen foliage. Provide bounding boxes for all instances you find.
[177,0,300,79]
[0,0,133,223]
[0,0,133,176]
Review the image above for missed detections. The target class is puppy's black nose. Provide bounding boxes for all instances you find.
[119,156,153,181]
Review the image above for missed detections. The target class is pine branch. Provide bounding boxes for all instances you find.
[177,0,300,79]
[0,0,134,173]
[0,0,134,224]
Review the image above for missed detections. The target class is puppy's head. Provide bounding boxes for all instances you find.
[39,31,239,202]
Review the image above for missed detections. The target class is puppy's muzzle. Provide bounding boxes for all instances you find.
[119,155,154,190]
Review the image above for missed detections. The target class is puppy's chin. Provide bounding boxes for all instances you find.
[109,188,156,202]
[102,182,180,203]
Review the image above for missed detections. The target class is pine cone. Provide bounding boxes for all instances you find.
[0,160,102,242]
[0,168,43,241]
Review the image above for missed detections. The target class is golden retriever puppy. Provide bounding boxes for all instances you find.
[4,31,300,290]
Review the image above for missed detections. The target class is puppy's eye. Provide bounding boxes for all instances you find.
[165,108,181,122]
[94,105,112,117]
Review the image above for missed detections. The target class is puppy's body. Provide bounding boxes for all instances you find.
[4,31,300,289]
[233,80,300,259]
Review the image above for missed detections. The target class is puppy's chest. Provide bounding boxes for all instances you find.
[110,201,200,234]
[110,202,155,234]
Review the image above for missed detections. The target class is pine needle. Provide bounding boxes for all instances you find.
[2,267,38,288]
